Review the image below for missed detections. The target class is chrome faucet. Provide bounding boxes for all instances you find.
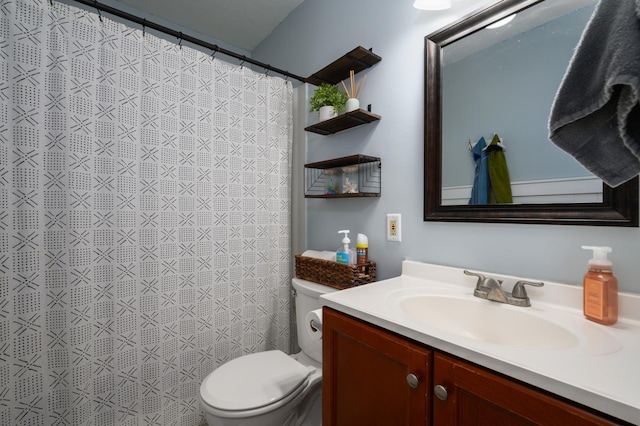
[464,270,544,307]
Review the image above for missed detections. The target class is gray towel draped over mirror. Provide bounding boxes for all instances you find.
[549,0,640,188]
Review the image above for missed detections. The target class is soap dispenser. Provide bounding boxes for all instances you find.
[336,230,356,265]
[581,246,618,325]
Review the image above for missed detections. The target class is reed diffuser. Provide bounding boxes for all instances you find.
[341,70,367,112]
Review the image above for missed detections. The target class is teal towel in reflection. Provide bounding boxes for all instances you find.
[469,136,489,205]
[487,134,513,204]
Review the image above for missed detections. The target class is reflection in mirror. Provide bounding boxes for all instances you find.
[424,0,638,225]
[442,1,598,205]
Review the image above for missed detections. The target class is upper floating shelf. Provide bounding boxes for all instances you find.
[305,46,382,86]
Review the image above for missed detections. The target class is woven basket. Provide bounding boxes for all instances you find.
[294,255,377,290]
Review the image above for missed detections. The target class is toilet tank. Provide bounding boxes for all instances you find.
[292,278,337,363]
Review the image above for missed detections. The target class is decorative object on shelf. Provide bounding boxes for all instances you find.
[341,70,367,112]
[325,168,342,195]
[309,83,348,121]
[342,165,359,193]
[319,106,337,121]
[345,98,359,113]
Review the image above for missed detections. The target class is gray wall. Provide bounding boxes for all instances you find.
[253,0,640,293]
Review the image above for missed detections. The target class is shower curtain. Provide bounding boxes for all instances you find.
[0,0,293,425]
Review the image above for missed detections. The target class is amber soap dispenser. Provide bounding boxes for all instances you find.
[581,246,618,325]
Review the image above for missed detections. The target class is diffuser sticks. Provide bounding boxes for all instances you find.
[341,70,366,99]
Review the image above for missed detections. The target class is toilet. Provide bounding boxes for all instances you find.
[199,278,336,426]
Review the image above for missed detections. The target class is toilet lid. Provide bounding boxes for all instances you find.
[201,350,311,411]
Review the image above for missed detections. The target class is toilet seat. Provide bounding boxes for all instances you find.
[201,350,312,411]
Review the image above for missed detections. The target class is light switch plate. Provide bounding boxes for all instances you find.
[386,213,401,242]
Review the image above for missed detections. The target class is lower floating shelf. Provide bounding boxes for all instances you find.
[305,193,380,199]
[305,109,381,135]
[304,154,381,198]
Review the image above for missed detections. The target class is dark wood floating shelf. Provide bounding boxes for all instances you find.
[305,46,382,86]
[305,193,380,199]
[305,154,381,169]
[305,109,381,135]
[304,154,381,198]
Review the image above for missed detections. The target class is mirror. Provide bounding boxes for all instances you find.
[424,0,638,226]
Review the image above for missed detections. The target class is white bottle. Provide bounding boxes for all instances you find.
[336,230,356,264]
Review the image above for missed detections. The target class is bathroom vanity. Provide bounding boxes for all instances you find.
[320,261,640,425]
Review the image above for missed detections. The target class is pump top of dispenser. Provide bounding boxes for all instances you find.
[338,230,351,247]
[336,230,355,264]
[581,246,612,269]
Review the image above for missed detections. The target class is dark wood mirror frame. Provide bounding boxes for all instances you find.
[424,0,639,226]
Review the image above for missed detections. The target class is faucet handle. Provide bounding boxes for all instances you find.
[511,280,544,299]
[463,270,485,289]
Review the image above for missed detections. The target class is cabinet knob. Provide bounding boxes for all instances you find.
[406,374,420,389]
[434,384,448,401]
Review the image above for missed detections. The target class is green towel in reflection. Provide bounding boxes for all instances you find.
[487,134,513,204]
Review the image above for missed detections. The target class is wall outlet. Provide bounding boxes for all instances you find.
[386,214,401,242]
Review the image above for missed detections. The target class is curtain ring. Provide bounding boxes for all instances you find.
[94,0,103,22]
[142,18,146,37]
[178,32,183,49]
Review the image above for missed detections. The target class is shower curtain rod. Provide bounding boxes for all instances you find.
[67,0,307,83]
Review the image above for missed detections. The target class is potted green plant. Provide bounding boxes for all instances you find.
[309,83,348,121]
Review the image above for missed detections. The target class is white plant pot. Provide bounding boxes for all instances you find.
[319,105,337,121]
[346,98,360,112]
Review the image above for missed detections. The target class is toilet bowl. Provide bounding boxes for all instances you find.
[200,278,335,426]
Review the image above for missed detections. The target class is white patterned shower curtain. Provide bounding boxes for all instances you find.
[0,0,294,425]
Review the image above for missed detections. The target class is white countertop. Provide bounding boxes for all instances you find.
[320,260,640,424]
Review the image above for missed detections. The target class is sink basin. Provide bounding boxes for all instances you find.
[398,295,580,350]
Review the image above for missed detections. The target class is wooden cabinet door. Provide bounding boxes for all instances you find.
[322,308,432,426]
[433,352,625,426]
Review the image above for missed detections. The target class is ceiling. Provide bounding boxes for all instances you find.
[111,0,594,56]
[443,0,597,65]
[114,0,305,51]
